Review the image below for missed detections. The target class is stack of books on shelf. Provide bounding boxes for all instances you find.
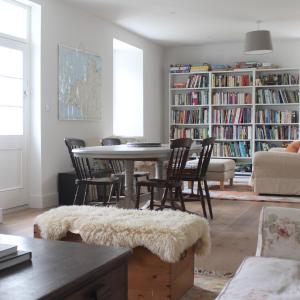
[212,74,252,87]
[169,64,191,73]
[256,125,298,140]
[171,109,209,124]
[212,108,252,124]
[185,74,209,88]
[256,89,299,104]
[212,92,252,105]
[190,64,210,72]
[256,73,299,85]
[170,126,209,140]
[173,91,209,105]
[213,125,252,140]
[0,244,31,271]
[213,141,251,158]
[256,110,298,124]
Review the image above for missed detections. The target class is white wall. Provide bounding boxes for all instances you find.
[163,40,300,141]
[29,0,163,208]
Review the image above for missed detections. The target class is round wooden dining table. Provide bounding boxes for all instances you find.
[72,144,201,207]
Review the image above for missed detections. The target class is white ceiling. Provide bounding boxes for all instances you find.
[64,0,300,46]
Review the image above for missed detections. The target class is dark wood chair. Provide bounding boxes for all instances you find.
[101,138,150,193]
[180,137,215,219]
[135,138,193,211]
[64,138,120,205]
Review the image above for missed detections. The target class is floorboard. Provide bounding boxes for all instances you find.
[1,200,300,273]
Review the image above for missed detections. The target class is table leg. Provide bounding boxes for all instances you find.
[123,160,135,208]
[155,160,164,179]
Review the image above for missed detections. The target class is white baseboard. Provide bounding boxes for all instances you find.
[30,192,58,208]
[2,205,29,215]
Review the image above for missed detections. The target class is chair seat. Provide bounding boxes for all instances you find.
[137,178,180,188]
[133,171,150,177]
[76,177,119,185]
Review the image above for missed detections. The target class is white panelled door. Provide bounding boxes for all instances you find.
[0,38,28,209]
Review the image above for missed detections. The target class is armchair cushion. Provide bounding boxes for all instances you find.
[256,206,300,260]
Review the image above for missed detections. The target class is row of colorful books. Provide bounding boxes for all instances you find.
[212,125,252,140]
[255,110,298,124]
[257,73,299,86]
[170,127,209,139]
[185,75,209,88]
[212,108,252,124]
[212,74,252,87]
[255,125,298,140]
[171,109,209,124]
[212,92,252,105]
[256,89,299,104]
[169,64,191,73]
[213,142,251,158]
[255,142,285,152]
[173,91,209,106]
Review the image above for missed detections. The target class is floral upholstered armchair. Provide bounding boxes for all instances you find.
[256,206,300,260]
[216,206,300,300]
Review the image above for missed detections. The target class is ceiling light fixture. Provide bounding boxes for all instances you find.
[244,20,273,54]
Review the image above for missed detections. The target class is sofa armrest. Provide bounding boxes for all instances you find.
[253,151,300,178]
[256,206,300,260]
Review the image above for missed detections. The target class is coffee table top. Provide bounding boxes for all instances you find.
[0,234,131,300]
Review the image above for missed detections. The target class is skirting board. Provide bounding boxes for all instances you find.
[30,192,58,208]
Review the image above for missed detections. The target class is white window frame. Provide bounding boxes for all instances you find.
[0,0,30,136]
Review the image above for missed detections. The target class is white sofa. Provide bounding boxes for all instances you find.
[216,206,300,299]
[252,148,300,195]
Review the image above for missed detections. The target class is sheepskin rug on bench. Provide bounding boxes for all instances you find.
[35,206,211,263]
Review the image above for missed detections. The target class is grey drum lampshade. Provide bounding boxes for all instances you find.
[244,30,273,54]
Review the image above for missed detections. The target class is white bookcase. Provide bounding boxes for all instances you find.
[169,68,300,166]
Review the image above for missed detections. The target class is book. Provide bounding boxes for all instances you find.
[0,244,17,259]
[0,250,32,271]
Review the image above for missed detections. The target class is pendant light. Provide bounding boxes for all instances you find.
[244,21,273,54]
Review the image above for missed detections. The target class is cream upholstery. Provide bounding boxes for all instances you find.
[252,148,300,195]
[217,206,300,300]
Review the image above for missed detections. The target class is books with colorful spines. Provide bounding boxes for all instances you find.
[0,250,32,271]
[0,244,17,258]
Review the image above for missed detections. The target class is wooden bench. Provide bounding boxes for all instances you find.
[34,224,194,300]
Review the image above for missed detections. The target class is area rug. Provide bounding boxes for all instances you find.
[181,270,231,300]
[209,181,300,203]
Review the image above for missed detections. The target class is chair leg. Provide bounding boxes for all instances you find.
[198,180,207,218]
[135,184,141,209]
[204,179,213,219]
[160,187,168,210]
[146,175,150,192]
[107,184,114,205]
[83,184,88,205]
[115,182,120,204]
[178,186,186,212]
[73,184,80,205]
[150,186,154,210]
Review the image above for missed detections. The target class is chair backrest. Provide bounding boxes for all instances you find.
[101,138,121,146]
[101,137,124,174]
[196,137,215,178]
[64,138,92,180]
[167,138,193,181]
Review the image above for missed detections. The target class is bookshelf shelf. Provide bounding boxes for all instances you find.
[211,86,253,90]
[169,67,300,163]
[170,87,209,91]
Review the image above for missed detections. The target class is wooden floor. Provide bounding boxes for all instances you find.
[1,200,300,273]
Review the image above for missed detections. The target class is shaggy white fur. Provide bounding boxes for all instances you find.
[35,206,211,263]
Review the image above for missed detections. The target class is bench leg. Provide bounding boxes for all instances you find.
[220,180,224,190]
[230,178,234,186]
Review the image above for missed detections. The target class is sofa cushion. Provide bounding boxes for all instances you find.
[216,256,300,300]
[287,140,300,153]
[186,158,235,172]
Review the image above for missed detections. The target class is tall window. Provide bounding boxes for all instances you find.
[0,0,29,135]
[113,39,143,137]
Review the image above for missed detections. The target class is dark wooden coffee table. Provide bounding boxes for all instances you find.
[0,234,131,300]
